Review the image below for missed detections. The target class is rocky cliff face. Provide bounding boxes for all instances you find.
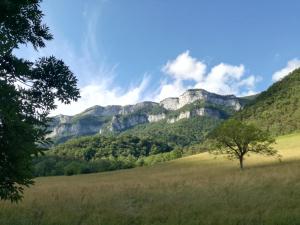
[48,121,101,138]
[48,89,247,143]
[160,89,241,111]
[167,108,222,123]
[78,101,161,117]
[109,114,149,132]
[148,113,166,122]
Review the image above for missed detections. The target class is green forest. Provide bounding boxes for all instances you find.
[34,135,183,176]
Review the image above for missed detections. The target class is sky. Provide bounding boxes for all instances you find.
[15,0,300,116]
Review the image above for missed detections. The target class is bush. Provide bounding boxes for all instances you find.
[89,159,113,172]
[64,162,83,176]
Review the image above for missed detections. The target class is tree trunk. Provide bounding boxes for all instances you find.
[239,156,244,170]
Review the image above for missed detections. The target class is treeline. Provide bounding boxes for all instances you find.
[33,151,183,176]
[34,135,183,176]
[51,135,172,159]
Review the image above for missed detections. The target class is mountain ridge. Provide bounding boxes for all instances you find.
[48,88,247,143]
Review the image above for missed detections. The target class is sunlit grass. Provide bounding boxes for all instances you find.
[0,133,300,225]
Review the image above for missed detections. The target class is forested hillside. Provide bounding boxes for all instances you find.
[121,116,222,147]
[237,69,300,135]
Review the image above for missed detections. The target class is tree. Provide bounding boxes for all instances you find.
[209,119,278,170]
[0,0,80,201]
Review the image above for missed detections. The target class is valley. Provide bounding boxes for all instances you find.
[35,69,300,177]
[1,1,300,224]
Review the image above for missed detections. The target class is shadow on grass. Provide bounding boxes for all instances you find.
[243,157,300,171]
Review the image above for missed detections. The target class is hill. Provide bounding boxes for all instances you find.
[1,133,300,225]
[237,68,300,135]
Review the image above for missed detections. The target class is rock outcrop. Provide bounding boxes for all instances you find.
[160,89,241,111]
[167,108,222,123]
[109,114,149,132]
[148,113,166,122]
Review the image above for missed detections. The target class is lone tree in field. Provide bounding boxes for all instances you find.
[209,119,277,170]
[0,0,80,201]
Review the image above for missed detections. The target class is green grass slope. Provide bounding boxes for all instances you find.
[1,133,300,225]
[237,68,300,135]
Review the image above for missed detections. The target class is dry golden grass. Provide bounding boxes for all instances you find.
[0,133,300,225]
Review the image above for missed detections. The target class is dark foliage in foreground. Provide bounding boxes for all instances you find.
[0,0,79,201]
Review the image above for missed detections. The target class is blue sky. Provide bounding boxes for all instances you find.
[16,0,300,115]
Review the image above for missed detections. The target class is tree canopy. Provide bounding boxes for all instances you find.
[0,0,80,201]
[209,119,278,169]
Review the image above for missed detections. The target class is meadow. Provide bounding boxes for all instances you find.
[0,133,300,225]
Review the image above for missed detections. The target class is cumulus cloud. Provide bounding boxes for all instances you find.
[51,75,149,116]
[272,58,300,82]
[162,51,206,82]
[156,51,260,100]
[194,63,245,95]
[154,79,187,101]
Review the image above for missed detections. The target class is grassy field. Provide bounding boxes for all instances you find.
[1,133,300,225]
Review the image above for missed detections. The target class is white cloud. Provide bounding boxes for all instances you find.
[154,79,187,101]
[51,75,149,116]
[272,58,300,82]
[156,51,260,100]
[238,75,256,88]
[14,4,151,116]
[195,63,245,95]
[162,50,206,82]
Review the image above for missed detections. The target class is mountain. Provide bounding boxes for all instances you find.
[48,89,248,144]
[237,68,300,135]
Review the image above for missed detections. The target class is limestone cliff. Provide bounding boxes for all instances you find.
[160,89,241,111]
[48,89,249,143]
[167,108,222,123]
